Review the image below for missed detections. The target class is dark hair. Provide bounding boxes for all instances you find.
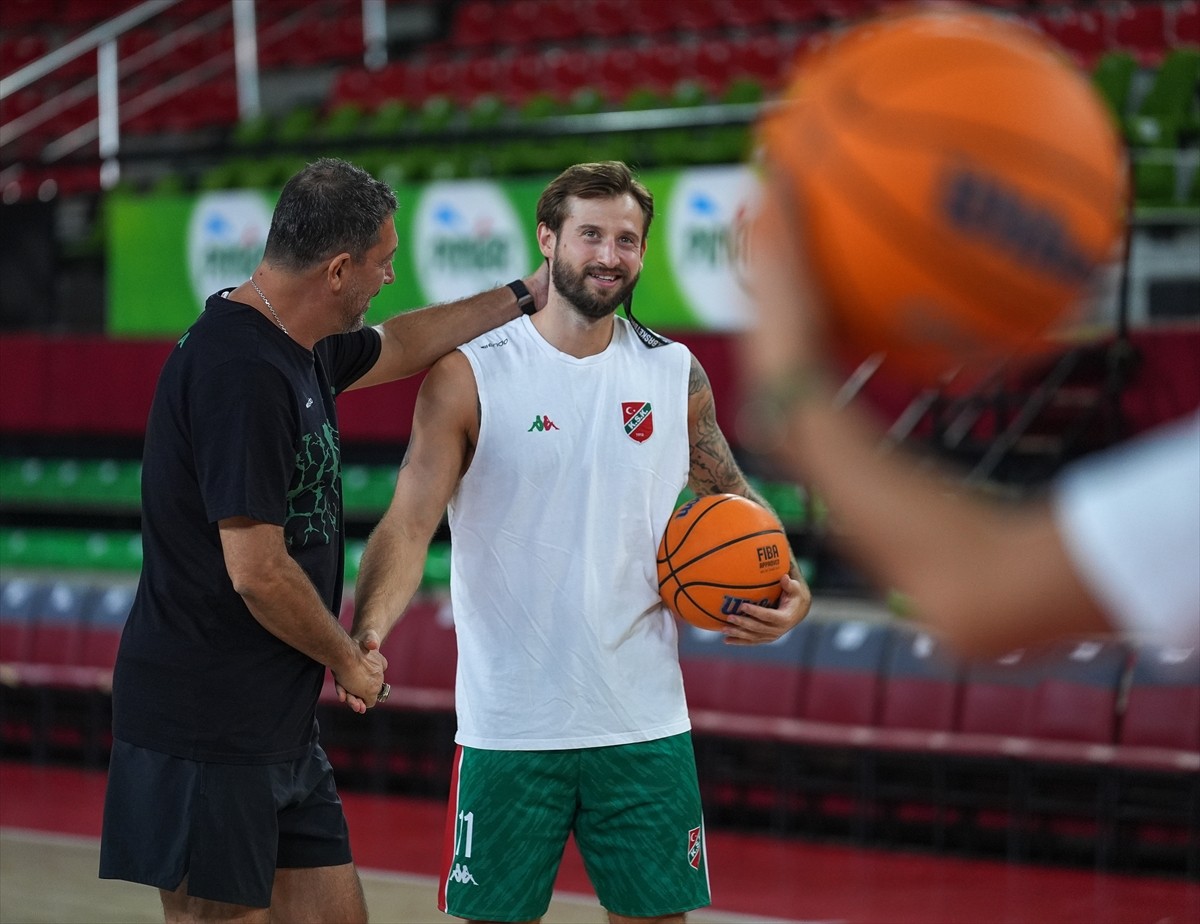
[536,161,654,238]
[263,158,398,271]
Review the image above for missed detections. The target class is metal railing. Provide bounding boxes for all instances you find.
[1,0,389,187]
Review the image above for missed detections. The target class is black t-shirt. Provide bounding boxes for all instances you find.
[112,292,381,763]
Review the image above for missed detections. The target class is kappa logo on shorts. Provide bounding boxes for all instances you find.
[448,863,480,885]
[687,827,702,869]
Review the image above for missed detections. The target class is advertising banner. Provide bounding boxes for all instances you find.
[106,166,760,336]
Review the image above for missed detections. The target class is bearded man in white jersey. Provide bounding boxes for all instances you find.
[351,161,812,924]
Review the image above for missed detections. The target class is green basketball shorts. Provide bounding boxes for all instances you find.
[436,732,711,922]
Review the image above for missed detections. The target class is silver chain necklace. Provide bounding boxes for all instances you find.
[250,277,288,335]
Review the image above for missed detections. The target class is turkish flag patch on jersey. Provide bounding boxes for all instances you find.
[622,401,653,443]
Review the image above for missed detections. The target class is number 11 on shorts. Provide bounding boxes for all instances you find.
[454,810,474,858]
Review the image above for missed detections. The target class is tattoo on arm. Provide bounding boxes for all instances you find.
[688,356,749,496]
[688,357,799,579]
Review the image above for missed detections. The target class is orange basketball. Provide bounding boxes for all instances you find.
[657,494,790,631]
[757,2,1127,384]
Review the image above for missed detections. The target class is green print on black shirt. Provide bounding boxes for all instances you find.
[286,421,340,549]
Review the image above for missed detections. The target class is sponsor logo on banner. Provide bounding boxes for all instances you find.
[665,166,760,330]
[187,191,273,313]
[414,181,529,304]
[622,401,653,442]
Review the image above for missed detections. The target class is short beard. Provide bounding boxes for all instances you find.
[340,283,369,333]
[552,257,638,320]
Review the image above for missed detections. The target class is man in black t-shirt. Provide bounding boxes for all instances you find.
[98,158,546,922]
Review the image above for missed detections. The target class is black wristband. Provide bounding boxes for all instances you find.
[507,279,536,315]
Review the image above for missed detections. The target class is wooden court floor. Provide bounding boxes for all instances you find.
[1,760,1198,924]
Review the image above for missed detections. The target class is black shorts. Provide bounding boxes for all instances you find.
[99,738,353,908]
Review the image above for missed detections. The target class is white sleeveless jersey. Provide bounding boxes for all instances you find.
[449,314,693,749]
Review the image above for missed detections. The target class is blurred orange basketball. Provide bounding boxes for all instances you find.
[757,2,1127,383]
[657,494,790,631]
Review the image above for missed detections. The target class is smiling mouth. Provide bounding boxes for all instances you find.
[588,271,622,284]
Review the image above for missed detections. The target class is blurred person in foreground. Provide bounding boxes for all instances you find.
[99,157,548,923]
[350,161,811,923]
[738,181,1200,658]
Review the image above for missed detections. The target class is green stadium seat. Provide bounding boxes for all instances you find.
[624,87,670,112]
[416,96,455,134]
[0,458,140,510]
[1130,48,1200,142]
[77,459,141,509]
[318,102,366,141]
[672,79,711,108]
[1134,148,1185,208]
[422,542,453,590]
[567,87,605,115]
[197,159,248,191]
[518,93,564,122]
[82,530,144,571]
[0,528,142,573]
[344,539,366,584]
[274,106,320,145]
[759,481,809,530]
[465,94,507,130]
[1091,51,1138,124]
[364,100,411,138]
[373,156,415,188]
[230,112,274,148]
[1126,112,1180,148]
[342,465,397,515]
[0,457,52,505]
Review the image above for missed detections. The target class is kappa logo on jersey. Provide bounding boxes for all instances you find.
[528,415,560,432]
[447,863,480,885]
[622,401,653,443]
[688,826,703,869]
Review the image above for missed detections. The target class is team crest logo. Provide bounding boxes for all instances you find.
[622,401,653,443]
[688,826,703,869]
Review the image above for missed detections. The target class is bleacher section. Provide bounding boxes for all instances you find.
[2,575,1196,874]
[2,0,1198,207]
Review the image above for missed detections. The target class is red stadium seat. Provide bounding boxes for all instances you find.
[494,0,547,46]
[1028,638,1130,745]
[1119,642,1200,755]
[678,618,814,729]
[630,0,681,36]
[1015,638,1130,863]
[678,618,816,829]
[877,625,963,738]
[1175,0,1200,44]
[536,0,587,44]
[453,0,499,49]
[955,647,1043,741]
[868,626,965,847]
[78,583,135,678]
[0,578,48,666]
[1032,7,1111,70]
[377,597,456,711]
[579,0,637,40]
[25,582,94,672]
[1111,0,1170,66]
[801,619,891,727]
[1110,642,1200,874]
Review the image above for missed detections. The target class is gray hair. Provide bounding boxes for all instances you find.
[263,158,398,271]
